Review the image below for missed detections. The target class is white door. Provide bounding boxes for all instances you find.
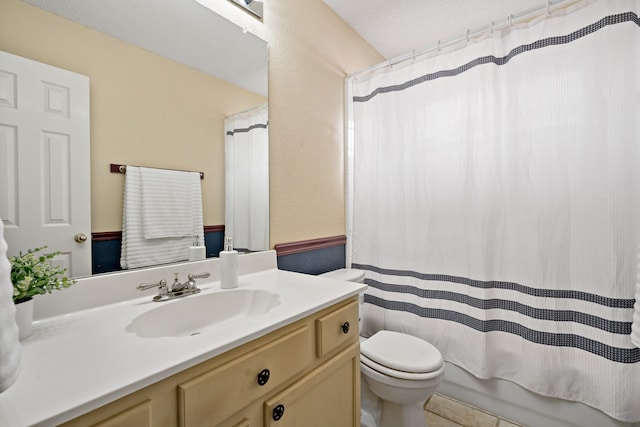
[0,50,91,277]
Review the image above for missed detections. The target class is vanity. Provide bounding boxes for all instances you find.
[0,251,366,426]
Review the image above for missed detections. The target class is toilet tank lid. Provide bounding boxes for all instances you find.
[319,268,365,283]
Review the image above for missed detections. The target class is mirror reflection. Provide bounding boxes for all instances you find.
[224,103,269,252]
[228,0,264,20]
[0,0,268,277]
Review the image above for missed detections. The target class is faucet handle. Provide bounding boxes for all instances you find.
[137,279,168,291]
[188,272,211,280]
[186,272,211,290]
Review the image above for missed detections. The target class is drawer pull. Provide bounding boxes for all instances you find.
[341,321,350,334]
[257,368,270,386]
[272,404,285,421]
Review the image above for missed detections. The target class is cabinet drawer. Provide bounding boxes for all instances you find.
[315,300,359,358]
[92,400,151,427]
[264,342,360,427]
[179,326,313,427]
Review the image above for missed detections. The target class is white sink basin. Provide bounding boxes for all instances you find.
[126,289,281,338]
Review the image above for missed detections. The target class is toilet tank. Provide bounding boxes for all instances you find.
[319,268,368,333]
[318,268,365,283]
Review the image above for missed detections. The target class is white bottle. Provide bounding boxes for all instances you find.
[189,235,206,261]
[220,237,238,289]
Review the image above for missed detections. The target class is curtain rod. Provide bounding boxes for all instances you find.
[349,0,584,79]
[110,163,204,179]
[226,102,268,119]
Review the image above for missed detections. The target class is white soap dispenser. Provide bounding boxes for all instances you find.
[189,235,206,261]
[220,237,238,289]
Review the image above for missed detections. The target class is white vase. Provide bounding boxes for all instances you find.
[15,298,33,341]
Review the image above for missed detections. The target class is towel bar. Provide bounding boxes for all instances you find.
[110,163,204,179]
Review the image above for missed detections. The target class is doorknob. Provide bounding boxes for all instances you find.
[74,233,88,243]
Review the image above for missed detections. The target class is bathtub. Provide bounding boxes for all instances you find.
[439,362,640,427]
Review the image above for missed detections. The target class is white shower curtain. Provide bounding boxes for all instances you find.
[349,0,640,422]
[224,104,269,251]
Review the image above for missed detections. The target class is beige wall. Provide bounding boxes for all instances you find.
[0,0,383,248]
[264,0,383,247]
[203,0,383,247]
[0,0,266,231]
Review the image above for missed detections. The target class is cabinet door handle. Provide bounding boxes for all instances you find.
[341,321,350,334]
[257,368,270,386]
[272,404,285,421]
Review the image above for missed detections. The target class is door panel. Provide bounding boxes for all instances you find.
[0,50,91,277]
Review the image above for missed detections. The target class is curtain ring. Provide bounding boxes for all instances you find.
[466,29,470,42]
[437,40,441,52]
[412,49,416,61]
[508,14,513,27]
[547,0,551,17]
[490,20,494,34]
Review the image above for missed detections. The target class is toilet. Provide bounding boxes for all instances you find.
[319,268,445,427]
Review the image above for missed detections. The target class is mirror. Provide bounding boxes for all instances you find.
[228,0,264,20]
[6,0,268,277]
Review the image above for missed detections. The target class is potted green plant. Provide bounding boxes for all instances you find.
[10,246,76,340]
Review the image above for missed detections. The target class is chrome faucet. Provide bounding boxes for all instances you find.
[170,273,186,292]
[136,279,170,302]
[170,272,211,293]
[185,272,211,289]
[137,272,211,302]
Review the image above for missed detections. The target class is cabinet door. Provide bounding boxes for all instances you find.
[92,401,151,427]
[263,343,360,427]
[61,400,152,427]
[179,326,313,427]
[217,401,263,427]
[316,300,359,357]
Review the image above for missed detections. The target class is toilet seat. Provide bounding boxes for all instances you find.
[360,353,445,380]
[360,330,443,380]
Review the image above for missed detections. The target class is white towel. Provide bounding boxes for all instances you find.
[0,221,21,392]
[121,166,204,270]
[141,167,194,239]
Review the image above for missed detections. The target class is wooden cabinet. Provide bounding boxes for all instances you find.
[264,343,360,427]
[315,300,359,357]
[92,401,152,427]
[178,326,314,426]
[61,296,360,427]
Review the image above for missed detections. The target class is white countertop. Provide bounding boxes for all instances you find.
[0,256,365,427]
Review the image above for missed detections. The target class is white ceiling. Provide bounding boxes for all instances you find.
[323,0,546,59]
[22,0,269,96]
[23,0,554,94]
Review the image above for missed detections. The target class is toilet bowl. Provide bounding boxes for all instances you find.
[319,268,445,427]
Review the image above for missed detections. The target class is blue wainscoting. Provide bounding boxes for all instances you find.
[91,226,225,275]
[92,232,346,277]
[275,236,346,276]
[91,238,122,275]
[203,229,225,258]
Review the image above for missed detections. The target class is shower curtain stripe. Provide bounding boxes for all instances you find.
[349,0,640,421]
[353,263,635,308]
[363,279,631,335]
[359,264,639,362]
[366,294,640,363]
[353,11,639,103]
[226,122,268,135]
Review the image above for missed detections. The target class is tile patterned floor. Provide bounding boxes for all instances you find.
[424,393,526,427]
